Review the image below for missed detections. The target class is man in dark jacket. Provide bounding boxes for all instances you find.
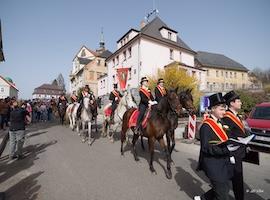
[109,83,122,124]
[223,90,247,200]
[195,93,237,200]
[9,100,29,160]
[154,78,167,103]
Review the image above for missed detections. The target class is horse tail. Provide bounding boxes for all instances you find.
[121,107,136,142]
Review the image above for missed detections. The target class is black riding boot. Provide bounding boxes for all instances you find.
[77,104,82,119]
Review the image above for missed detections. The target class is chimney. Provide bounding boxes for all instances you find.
[140,20,146,29]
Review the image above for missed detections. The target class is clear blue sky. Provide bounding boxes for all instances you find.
[0,0,269,99]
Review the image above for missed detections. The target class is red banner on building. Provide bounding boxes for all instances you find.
[116,68,129,90]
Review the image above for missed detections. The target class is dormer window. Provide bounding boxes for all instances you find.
[160,27,177,42]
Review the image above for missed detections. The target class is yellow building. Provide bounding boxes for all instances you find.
[195,51,252,93]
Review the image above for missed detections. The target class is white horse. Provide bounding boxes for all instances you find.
[102,90,137,142]
[66,102,80,131]
[79,96,93,145]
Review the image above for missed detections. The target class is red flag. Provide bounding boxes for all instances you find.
[116,68,129,90]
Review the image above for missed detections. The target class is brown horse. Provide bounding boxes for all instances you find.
[166,89,196,158]
[120,88,182,179]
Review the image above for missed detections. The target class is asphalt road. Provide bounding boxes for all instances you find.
[0,118,269,200]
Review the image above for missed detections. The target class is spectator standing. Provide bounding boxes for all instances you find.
[9,100,29,160]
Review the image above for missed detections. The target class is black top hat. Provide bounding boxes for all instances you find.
[140,77,148,84]
[223,90,240,105]
[158,78,164,84]
[113,83,118,89]
[208,93,226,109]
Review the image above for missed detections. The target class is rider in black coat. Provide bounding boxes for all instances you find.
[154,78,167,103]
[135,77,156,135]
[109,83,123,123]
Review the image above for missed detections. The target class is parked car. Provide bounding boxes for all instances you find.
[244,102,270,153]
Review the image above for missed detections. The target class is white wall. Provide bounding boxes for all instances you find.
[0,78,18,99]
[97,76,108,96]
[117,30,139,49]
[140,38,195,78]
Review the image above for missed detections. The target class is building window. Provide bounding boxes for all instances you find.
[97,72,101,79]
[112,59,115,66]
[242,73,244,80]
[116,56,119,65]
[168,32,172,40]
[170,49,173,60]
[192,71,196,77]
[133,69,136,75]
[225,71,228,78]
[216,70,219,77]
[226,83,228,89]
[207,82,209,88]
[97,59,101,66]
[199,72,201,81]
[221,83,224,90]
[230,72,232,78]
[128,47,132,58]
[128,68,131,80]
[123,51,126,61]
[0,88,4,92]
[242,83,245,89]
[179,52,182,62]
[230,83,233,88]
[112,75,115,82]
[234,72,236,78]
[206,70,209,76]
[221,71,224,76]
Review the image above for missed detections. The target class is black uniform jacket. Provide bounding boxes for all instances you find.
[154,86,167,103]
[109,90,122,104]
[198,117,233,182]
[139,87,154,107]
[223,109,247,160]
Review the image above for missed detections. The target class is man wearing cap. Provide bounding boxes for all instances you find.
[135,77,157,135]
[109,83,123,123]
[195,93,237,200]
[223,91,247,200]
[76,85,95,119]
[9,100,30,160]
[155,78,167,103]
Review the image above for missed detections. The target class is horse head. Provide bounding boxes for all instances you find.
[119,90,137,110]
[166,88,182,116]
[178,88,196,115]
[83,96,91,110]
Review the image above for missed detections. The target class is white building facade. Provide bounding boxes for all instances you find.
[69,46,96,94]
[0,76,18,99]
[101,17,198,95]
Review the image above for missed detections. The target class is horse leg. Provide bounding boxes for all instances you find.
[170,130,176,155]
[148,137,156,174]
[166,131,173,164]
[88,121,92,145]
[95,118,98,133]
[120,124,128,156]
[132,133,139,161]
[140,135,145,151]
[82,122,86,142]
[158,138,172,179]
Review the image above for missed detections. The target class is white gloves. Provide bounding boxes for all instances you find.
[115,97,118,101]
[227,144,240,152]
[230,156,236,164]
[148,100,158,106]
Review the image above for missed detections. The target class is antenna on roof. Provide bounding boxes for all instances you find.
[145,0,159,22]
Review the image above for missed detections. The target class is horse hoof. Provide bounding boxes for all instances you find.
[165,170,172,179]
[150,168,157,175]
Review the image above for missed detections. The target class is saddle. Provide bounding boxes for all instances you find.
[128,108,151,129]
[104,106,112,117]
